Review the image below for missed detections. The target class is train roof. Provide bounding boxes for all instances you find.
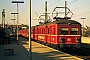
[50,19,81,25]
[32,19,81,28]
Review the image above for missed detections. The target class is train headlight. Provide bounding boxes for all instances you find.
[60,37,64,43]
[76,37,80,43]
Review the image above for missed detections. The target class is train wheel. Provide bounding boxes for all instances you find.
[56,45,60,50]
[52,45,58,49]
[51,44,55,49]
[40,41,42,44]
[76,44,81,48]
[60,44,64,48]
[72,47,76,51]
[44,42,47,46]
[45,42,49,46]
[45,42,48,46]
[48,43,51,47]
[37,40,39,43]
[42,41,44,45]
[60,44,65,51]
[39,40,41,44]
[47,43,51,47]
[50,44,53,48]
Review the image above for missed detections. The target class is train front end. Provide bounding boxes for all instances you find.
[57,20,81,49]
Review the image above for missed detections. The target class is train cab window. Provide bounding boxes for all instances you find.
[60,28,68,35]
[70,28,78,35]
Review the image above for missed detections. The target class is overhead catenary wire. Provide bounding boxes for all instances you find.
[5,5,16,24]
[72,3,90,11]
[3,3,16,14]
[73,11,90,17]
[66,0,90,20]
[67,0,78,5]
[35,0,61,16]
[34,0,90,21]
[8,6,16,13]
[35,0,78,18]
[5,4,12,9]
[71,3,90,18]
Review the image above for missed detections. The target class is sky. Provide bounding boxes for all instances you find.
[0,0,28,25]
[32,0,90,27]
[0,0,90,27]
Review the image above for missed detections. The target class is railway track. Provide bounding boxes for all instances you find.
[59,43,90,60]
[78,56,90,60]
[33,40,90,60]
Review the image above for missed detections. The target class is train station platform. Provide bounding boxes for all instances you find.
[0,37,83,60]
[0,37,29,60]
[81,37,90,44]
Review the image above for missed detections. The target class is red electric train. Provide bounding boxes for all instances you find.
[19,27,29,38]
[19,6,81,50]
[31,19,81,49]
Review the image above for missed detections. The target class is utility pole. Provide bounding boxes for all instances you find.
[2,9,5,28]
[81,18,86,37]
[45,1,47,23]
[28,0,32,60]
[11,13,18,25]
[65,1,67,18]
[12,1,24,45]
[11,13,18,34]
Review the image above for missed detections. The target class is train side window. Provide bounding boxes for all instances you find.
[37,28,38,34]
[40,29,42,34]
[43,29,44,34]
[48,28,49,34]
[42,29,43,34]
[39,29,40,34]
[54,28,55,34]
[38,29,40,34]
[40,29,41,34]
[52,27,55,34]
[42,29,44,33]
[44,29,45,34]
